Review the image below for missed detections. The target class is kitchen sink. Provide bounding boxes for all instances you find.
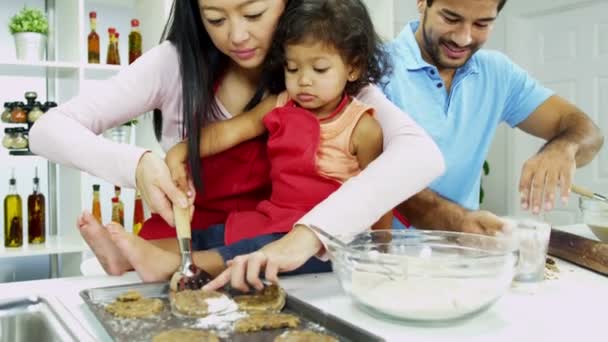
[0,296,82,342]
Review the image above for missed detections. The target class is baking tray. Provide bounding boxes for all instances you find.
[80,282,384,342]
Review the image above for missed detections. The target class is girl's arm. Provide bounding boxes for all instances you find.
[351,113,393,229]
[197,95,277,157]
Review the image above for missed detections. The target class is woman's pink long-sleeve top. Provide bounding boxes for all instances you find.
[29,41,445,254]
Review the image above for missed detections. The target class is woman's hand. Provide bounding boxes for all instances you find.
[203,225,323,292]
[135,152,189,226]
[165,141,196,200]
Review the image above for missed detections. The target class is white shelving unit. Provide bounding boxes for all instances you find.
[0,0,171,278]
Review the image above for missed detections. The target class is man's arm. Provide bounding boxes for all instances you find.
[517,95,604,213]
[396,188,504,235]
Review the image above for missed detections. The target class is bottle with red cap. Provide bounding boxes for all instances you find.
[106,27,120,65]
[87,11,100,63]
[129,19,142,64]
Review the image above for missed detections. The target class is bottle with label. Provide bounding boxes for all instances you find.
[128,19,142,64]
[4,170,23,248]
[87,11,100,64]
[132,190,144,235]
[106,27,120,65]
[28,167,45,244]
[92,184,102,222]
[111,186,124,225]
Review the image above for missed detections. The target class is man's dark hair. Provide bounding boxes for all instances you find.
[426,0,508,13]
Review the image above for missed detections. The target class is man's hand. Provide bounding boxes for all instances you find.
[135,152,189,226]
[203,225,322,292]
[519,141,576,214]
[461,210,506,235]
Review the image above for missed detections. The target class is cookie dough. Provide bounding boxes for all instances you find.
[171,289,226,317]
[233,284,286,313]
[274,330,339,342]
[152,329,219,342]
[105,291,163,318]
[235,313,300,333]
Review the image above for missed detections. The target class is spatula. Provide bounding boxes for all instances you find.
[169,205,213,291]
[571,184,608,202]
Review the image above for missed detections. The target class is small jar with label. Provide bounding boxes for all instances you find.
[1,102,12,123]
[11,102,27,123]
[28,102,44,123]
[2,128,16,149]
[12,128,28,149]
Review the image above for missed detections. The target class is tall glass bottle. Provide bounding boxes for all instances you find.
[128,19,142,64]
[4,170,23,248]
[111,186,124,225]
[106,27,120,65]
[132,190,144,235]
[92,184,102,222]
[28,167,45,244]
[87,11,100,63]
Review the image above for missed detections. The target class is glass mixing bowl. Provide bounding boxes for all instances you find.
[579,197,608,242]
[329,230,518,323]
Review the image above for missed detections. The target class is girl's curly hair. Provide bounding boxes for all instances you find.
[265,0,392,95]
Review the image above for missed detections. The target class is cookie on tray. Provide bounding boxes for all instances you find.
[152,328,219,342]
[275,330,339,342]
[235,313,300,333]
[105,291,163,318]
[233,284,286,313]
[170,289,228,317]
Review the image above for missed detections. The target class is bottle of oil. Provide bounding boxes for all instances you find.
[132,190,144,235]
[87,11,100,63]
[28,167,45,244]
[92,184,102,222]
[128,19,142,64]
[111,186,124,225]
[4,170,23,248]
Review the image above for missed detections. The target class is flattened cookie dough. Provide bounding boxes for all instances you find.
[275,330,339,342]
[105,291,163,318]
[233,284,286,313]
[152,329,219,342]
[171,289,226,317]
[235,313,300,333]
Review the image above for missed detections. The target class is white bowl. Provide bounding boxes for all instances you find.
[579,197,608,242]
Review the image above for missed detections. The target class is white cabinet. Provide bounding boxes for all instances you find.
[0,0,171,279]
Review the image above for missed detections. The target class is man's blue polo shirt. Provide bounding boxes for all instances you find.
[384,21,553,211]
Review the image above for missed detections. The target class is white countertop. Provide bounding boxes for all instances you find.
[0,255,606,342]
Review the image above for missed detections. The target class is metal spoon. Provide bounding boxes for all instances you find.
[170,205,212,291]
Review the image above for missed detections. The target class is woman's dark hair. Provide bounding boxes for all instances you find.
[153,0,270,190]
[265,0,391,95]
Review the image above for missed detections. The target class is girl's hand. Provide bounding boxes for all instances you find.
[135,152,189,226]
[203,225,323,292]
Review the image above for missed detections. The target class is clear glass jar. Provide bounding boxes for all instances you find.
[12,128,28,149]
[28,102,44,123]
[2,128,16,149]
[11,102,27,123]
[1,102,12,123]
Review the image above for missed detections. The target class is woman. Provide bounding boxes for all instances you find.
[29,0,444,289]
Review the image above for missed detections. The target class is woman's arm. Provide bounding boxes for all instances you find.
[29,42,178,188]
[298,85,445,256]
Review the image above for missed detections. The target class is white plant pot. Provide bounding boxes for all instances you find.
[13,32,47,61]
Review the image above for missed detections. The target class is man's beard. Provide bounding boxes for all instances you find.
[421,13,479,70]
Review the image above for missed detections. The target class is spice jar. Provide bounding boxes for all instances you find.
[28,102,44,123]
[12,128,28,149]
[2,102,12,123]
[2,128,16,149]
[11,102,27,123]
[24,91,38,106]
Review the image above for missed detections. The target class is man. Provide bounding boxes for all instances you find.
[387,0,604,234]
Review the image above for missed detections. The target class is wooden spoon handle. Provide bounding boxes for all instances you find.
[173,205,191,239]
[571,184,594,199]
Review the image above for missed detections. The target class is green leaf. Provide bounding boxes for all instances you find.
[8,6,49,35]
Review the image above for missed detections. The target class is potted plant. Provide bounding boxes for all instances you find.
[9,6,49,61]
